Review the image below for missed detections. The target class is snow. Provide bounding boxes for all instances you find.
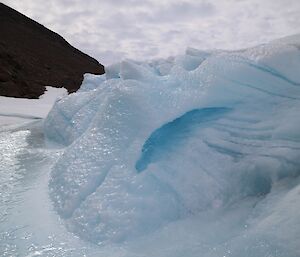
[1,35,300,257]
[0,86,67,127]
[42,34,300,256]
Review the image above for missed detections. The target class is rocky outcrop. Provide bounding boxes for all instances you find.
[0,3,105,98]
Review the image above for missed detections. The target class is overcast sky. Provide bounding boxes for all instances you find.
[3,0,300,65]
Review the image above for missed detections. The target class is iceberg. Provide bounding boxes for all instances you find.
[44,35,300,255]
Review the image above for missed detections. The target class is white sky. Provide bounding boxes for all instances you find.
[3,0,300,65]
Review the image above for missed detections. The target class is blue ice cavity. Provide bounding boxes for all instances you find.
[44,35,300,253]
[136,107,230,172]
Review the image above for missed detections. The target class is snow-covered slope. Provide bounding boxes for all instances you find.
[0,86,67,127]
[44,35,300,256]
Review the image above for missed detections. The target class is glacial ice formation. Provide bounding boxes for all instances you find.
[44,36,300,255]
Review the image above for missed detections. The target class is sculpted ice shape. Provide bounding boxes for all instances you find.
[45,37,300,244]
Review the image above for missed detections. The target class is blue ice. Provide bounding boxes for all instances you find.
[43,35,300,256]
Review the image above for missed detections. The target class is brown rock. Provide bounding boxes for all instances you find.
[0,3,105,98]
[0,68,11,82]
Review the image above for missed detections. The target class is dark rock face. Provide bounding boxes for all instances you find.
[0,3,105,98]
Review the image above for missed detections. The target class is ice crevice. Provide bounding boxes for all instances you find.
[44,36,300,249]
[135,107,231,172]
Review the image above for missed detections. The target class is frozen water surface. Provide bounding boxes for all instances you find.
[0,123,89,256]
[2,36,300,256]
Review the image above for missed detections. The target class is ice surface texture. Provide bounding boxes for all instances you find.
[45,36,300,252]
